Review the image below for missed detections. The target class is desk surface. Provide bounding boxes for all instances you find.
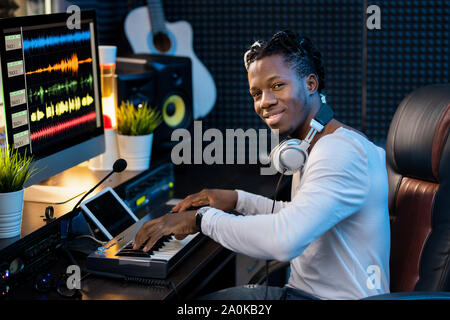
[1,160,291,300]
[0,162,142,250]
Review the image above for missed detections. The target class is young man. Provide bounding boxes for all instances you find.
[133,30,391,300]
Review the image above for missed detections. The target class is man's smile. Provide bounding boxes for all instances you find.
[264,109,285,126]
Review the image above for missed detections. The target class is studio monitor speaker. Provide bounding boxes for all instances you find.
[116,54,193,163]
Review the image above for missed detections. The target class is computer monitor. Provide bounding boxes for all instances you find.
[0,11,105,199]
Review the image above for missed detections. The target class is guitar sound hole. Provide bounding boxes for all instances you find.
[153,32,171,53]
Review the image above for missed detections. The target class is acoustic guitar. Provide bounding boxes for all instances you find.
[124,0,217,119]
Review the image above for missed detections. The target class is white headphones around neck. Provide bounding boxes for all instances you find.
[269,96,333,175]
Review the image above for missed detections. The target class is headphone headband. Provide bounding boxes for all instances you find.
[315,102,334,126]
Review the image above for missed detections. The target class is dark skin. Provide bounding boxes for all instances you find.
[133,53,362,252]
[133,189,238,251]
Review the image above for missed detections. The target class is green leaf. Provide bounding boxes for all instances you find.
[0,146,37,193]
[116,101,163,136]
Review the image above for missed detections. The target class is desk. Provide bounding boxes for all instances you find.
[1,160,291,300]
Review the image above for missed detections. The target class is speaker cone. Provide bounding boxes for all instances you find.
[162,94,187,128]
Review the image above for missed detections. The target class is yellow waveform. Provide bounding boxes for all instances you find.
[30,109,44,122]
[30,94,94,122]
[26,53,92,75]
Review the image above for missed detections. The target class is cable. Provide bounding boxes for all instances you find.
[271,170,286,213]
[73,234,107,245]
[61,244,78,266]
[123,276,179,299]
[264,170,286,300]
[65,158,127,241]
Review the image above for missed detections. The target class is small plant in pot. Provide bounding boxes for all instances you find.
[0,146,36,238]
[116,100,162,171]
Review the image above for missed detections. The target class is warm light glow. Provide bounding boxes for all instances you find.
[0,104,5,129]
[100,63,117,129]
[102,94,116,128]
[45,0,52,14]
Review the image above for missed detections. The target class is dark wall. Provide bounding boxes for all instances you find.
[162,0,364,137]
[71,0,449,147]
[68,0,133,54]
[366,0,449,145]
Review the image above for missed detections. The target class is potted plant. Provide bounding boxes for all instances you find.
[0,147,36,238]
[116,100,162,170]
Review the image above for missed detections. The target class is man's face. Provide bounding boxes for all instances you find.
[248,54,310,136]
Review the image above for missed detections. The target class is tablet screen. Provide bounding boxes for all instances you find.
[83,190,136,238]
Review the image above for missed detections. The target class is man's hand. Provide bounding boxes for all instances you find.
[171,189,238,213]
[133,210,198,252]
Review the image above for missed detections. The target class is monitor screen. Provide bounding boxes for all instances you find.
[0,11,104,187]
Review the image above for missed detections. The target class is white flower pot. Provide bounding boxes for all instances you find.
[0,189,24,239]
[117,133,153,171]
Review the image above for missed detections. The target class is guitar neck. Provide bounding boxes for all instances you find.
[147,0,167,34]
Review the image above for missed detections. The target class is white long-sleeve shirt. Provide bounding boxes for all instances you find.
[200,127,390,300]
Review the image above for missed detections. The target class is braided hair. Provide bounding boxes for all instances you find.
[244,30,326,94]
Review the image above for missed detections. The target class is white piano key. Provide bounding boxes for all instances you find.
[148,234,199,260]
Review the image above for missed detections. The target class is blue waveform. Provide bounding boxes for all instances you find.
[23,30,91,51]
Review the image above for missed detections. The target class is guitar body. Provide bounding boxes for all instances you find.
[125,6,217,119]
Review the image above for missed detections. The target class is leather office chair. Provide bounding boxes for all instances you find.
[249,84,450,299]
[368,83,450,299]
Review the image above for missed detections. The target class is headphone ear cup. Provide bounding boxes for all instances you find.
[270,139,308,174]
[269,142,285,174]
[279,146,307,174]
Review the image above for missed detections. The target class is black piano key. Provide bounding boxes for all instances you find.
[119,249,152,254]
[116,251,151,257]
[116,234,175,257]
[146,235,173,250]
[151,238,167,251]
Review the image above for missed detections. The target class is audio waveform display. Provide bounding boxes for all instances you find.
[28,75,93,104]
[30,112,97,141]
[25,53,92,76]
[23,30,91,51]
[30,94,94,122]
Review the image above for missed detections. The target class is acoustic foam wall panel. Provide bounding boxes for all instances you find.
[162,0,363,133]
[75,1,448,152]
[70,0,130,46]
[366,0,449,145]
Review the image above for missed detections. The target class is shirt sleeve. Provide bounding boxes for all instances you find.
[200,133,370,261]
[234,189,289,215]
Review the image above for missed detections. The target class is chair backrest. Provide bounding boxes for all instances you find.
[385,84,450,292]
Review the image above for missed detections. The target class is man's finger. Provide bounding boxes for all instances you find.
[133,220,158,249]
[171,203,181,212]
[174,234,188,240]
[173,191,207,212]
[142,231,164,252]
[177,201,194,213]
[172,198,192,212]
[172,202,184,212]
[191,198,207,207]
[133,226,146,249]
